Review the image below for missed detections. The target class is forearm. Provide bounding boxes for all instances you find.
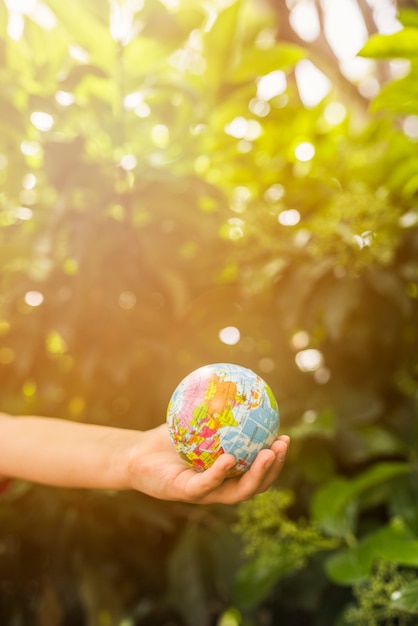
[0,413,139,490]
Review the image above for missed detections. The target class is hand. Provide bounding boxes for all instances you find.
[128,424,290,504]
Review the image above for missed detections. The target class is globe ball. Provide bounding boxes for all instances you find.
[166,363,280,475]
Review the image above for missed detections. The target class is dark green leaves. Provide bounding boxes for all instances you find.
[311,463,411,538]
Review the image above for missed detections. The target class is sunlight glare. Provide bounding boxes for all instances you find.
[218,326,241,346]
[278,209,300,226]
[294,142,315,162]
[289,0,320,42]
[30,112,54,132]
[295,349,323,372]
[15,207,33,221]
[20,141,41,157]
[295,60,331,108]
[322,0,368,60]
[257,71,287,101]
[119,154,137,171]
[24,291,44,307]
[7,12,24,40]
[55,91,75,107]
[403,116,418,140]
[5,0,36,11]
[324,102,347,125]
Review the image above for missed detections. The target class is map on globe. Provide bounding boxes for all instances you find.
[166,363,280,475]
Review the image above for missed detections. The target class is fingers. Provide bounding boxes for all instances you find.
[183,453,236,501]
[187,435,290,505]
[222,436,289,503]
[253,436,290,494]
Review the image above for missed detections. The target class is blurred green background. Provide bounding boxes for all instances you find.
[1,0,418,624]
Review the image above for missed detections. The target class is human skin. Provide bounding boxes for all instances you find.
[0,414,290,504]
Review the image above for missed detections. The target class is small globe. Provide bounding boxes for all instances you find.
[166,363,280,475]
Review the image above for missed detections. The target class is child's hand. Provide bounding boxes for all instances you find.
[128,424,290,504]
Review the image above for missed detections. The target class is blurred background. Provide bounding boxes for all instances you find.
[1,0,418,624]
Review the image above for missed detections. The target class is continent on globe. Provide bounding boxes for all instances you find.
[166,363,280,475]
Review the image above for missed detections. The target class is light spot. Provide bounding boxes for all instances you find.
[314,367,331,384]
[69,44,89,63]
[399,211,418,228]
[225,117,262,141]
[259,357,275,373]
[289,0,320,42]
[295,349,323,372]
[68,396,86,416]
[22,380,37,397]
[358,76,380,99]
[7,12,24,40]
[151,124,170,149]
[294,141,315,162]
[225,117,248,139]
[264,184,285,203]
[30,111,54,132]
[55,91,75,106]
[249,98,270,117]
[119,154,137,171]
[135,102,151,118]
[324,102,347,125]
[46,331,67,355]
[123,91,143,110]
[291,330,309,350]
[22,173,36,189]
[257,70,287,101]
[303,410,317,424]
[218,326,241,346]
[15,206,32,220]
[119,291,137,310]
[403,115,418,140]
[278,209,300,226]
[31,3,56,30]
[24,290,44,307]
[20,140,41,156]
[295,60,331,107]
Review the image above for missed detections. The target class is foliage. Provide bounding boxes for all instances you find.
[1,0,418,624]
[344,560,417,626]
[233,489,338,608]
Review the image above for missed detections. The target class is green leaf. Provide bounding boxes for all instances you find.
[390,579,418,614]
[233,558,295,609]
[202,0,242,91]
[359,28,418,59]
[398,9,418,29]
[326,519,418,585]
[45,0,116,70]
[311,462,410,537]
[371,65,418,116]
[232,43,305,82]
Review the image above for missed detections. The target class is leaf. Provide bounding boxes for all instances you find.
[371,65,418,116]
[167,521,240,626]
[311,462,410,537]
[202,0,242,91]
[326,519,418,585]
[45,0,116,70]
[390,579,418,614]
[359,28,418,59]
[398,10,418,29]
[231,43,305,82]
[233,558,295,609]
[58,64,108,90]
